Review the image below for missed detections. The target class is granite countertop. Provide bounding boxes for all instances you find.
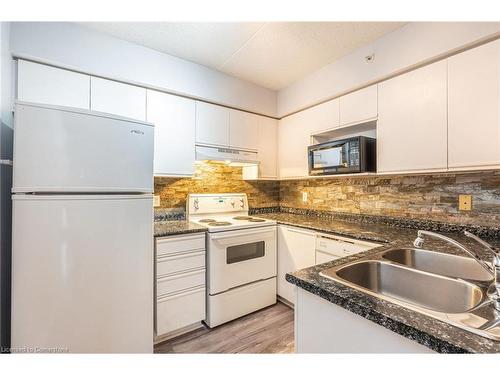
[256,211,500,353]
[154,220,207,237]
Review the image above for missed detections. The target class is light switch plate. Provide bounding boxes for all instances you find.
[459,194,472,211]
[302,192,308,203]
[153,195,161,207]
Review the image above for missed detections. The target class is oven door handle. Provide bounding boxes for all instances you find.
[210,226,276,240]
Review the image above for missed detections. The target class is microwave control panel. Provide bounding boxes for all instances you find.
[348,140,360,167]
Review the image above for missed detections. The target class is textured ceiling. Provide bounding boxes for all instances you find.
[80,22,406,90]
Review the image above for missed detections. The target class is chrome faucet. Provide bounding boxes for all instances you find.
[414,230,500,311]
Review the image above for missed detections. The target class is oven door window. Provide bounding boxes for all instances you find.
[226,241,265,264]
[313,146,344,169]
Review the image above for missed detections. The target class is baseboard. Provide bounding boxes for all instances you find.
[278,295,294,309]
[154,322,205,345]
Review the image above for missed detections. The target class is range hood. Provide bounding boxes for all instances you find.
[195,144,259,166]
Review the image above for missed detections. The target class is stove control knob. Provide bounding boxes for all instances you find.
[194,198,199,210]
[230,201,235,207]
[240,198,244,208]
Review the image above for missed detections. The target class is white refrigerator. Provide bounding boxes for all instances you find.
[11,102,154,353]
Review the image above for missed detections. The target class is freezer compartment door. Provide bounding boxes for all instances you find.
[11,194,153,353]
[13,102,154,193]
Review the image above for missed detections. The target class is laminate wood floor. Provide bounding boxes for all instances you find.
[154,302,294,354]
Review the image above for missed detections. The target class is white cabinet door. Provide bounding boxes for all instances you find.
[257,116,278,178]
[147,90,196,176]
[339,85,378,127]
[448,40,500,170]
[307,98,340,134]
[229,109,259,150]
[277,225,316,305]
[377,61,448,173]
[295,288,434,353]
[17,60,90,109]
[195,101,230,147]
[278,111,310,179]
[90,77,146,121]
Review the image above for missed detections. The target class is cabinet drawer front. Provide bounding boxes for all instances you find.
[157,269,205,297]
[156,234,205,257]
[156,287,206,336]
[157,251,205,276]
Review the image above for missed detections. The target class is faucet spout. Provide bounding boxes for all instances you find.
[413,230,494,276]
[413,230,500,312]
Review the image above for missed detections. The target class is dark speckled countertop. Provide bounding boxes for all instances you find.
[154,220,207,237]
[256,212,500,353]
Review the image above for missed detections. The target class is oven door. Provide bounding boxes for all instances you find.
[207,226,277,295]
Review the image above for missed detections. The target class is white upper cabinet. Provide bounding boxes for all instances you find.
[147,90,196,176]
[257,116,278,178]
[307,98,340,135]
[278,111,310,179]
[90,77,146,121]
[195,101,230,147]
[229,109,260,150]
[377,60,448,174]
[448,40,500,170]
[17,60,90,109]
[278,100,339,179]
[339,85,378,127]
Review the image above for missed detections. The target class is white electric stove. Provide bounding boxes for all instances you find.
[187,193,277,328]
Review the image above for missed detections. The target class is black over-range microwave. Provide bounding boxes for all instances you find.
[308,136,376,176]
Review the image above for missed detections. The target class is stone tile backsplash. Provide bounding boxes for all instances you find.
[280,171,500,228]
[154,162,500,228]
[154,161,280,212]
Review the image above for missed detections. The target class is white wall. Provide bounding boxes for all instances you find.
[278,22,500,117]
[9,22,278,117]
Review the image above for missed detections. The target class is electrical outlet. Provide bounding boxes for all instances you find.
[459,194,472,211]
[302,192,308,203]
[153,195,161,207]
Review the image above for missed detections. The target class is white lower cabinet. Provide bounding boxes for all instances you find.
[156,250,205,276]
[278,225,380,306]
[277,225,316,305]
[295,288,434,353]
[155,233,206,338]
[156,287,206,336]
[157,269,205,297]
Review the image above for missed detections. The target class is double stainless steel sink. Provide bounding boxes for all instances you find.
[320,248,500,341]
